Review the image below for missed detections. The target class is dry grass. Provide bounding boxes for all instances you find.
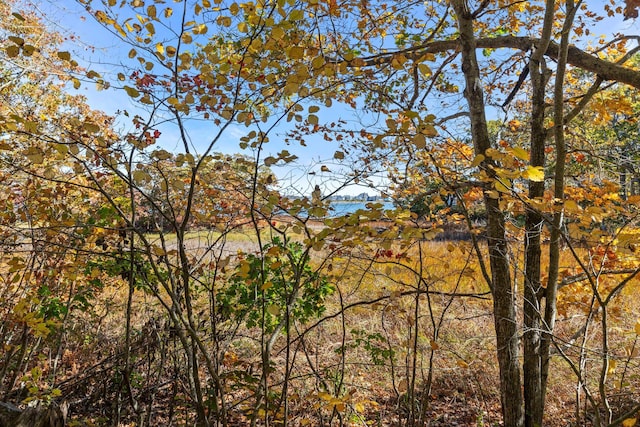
[52,230,640,426]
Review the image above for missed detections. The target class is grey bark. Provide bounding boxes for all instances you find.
[451,2,524,426]
[358,36,640,90]
[523,2,554,426]
[0,401,68,427]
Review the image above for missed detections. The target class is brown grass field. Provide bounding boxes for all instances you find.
[50,227,640,426]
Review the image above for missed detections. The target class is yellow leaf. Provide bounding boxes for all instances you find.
[421,124,438,137]
[470,154,485,167]
[523,166,545,182]
[133,170,151,184]
[287,46,304,59]
[622,418,637,427]
[289,9,304,20]
[164,7,173,18]
[417,63,431,77]
[634,319,640,335]
[57,51,71,61]
[238,21,248,32]
[510,146,529,161]
[607,359,617,375]
[311,55,325,69]
[267,304,280,316]
[124,86,140,98]
[413,133,426,148]
[317,392,332,401]
[156,43,164,55]
[195,23,208,34]
[26,148,44,164]
[238,261,251,277]
[5,45,20,58]
[564,199,581,212]
[271,27,284,40]
[494,179,510,193]
[8,36,24,46]
[83,122,100,133]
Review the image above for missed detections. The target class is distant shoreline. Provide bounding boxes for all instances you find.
[328,199,389,203]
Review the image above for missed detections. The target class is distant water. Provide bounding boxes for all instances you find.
[328,201,396,217]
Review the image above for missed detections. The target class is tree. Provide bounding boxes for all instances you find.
[0,0,125,406]
[6,0,640,424]
[282,0,640,425]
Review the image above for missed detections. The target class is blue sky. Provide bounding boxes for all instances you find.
[38,0,390,196]
[36,0,638,196]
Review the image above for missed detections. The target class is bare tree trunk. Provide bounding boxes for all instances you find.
[522,2,553,423]
[541,0,576,415]
[451,2,524,426]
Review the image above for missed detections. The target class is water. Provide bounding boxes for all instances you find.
[328,201,396,217]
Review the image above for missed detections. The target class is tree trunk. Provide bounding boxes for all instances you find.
[0,401,68,427]
[451,1,524,426]
[523,9,552,421]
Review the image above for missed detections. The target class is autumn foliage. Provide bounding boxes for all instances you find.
[2,0,640,426]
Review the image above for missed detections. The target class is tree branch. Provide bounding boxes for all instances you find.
[339,36,640,90]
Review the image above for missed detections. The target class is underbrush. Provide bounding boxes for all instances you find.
[2,232,639,426]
